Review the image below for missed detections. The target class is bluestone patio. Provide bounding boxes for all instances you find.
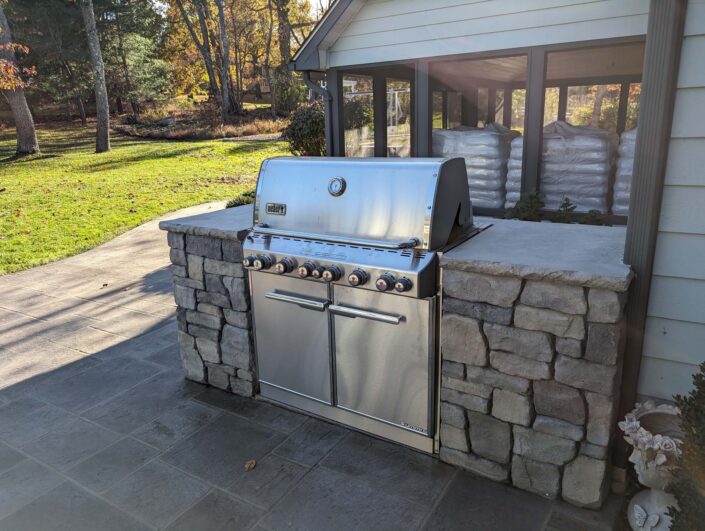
[0,203,622,530]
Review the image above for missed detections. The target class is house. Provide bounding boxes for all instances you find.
[291,0,705,410]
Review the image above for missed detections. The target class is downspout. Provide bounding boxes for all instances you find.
[304,70,334,157]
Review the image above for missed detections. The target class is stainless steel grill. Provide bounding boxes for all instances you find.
[243,156,476,453]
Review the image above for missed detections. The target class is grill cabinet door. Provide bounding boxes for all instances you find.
[251,273,332,404]
[332,286,433,435]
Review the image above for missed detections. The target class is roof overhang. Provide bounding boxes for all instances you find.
[290,0,367,71]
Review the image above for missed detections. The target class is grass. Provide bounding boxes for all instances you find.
[0,123,288,274]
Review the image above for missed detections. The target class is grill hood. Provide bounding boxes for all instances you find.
[252,157,473,250]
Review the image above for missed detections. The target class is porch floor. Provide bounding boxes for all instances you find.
[0,203,624,530]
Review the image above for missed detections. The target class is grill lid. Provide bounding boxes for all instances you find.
[252,157,472,250]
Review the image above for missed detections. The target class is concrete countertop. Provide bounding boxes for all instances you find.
[442,219,633,292]
[159,204,253,241]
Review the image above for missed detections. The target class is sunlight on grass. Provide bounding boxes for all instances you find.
[0,124,288,274]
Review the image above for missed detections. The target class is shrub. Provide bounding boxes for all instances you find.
[504,192,545,221]
[284,100,325,156]
[579,209,604,225]
[550,196,577,224]
[668,362,705,530]
[343,97,373,130]
[226,189,255,208]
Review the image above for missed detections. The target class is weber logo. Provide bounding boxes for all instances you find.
[266,203,287,215]
[401,422,426,434]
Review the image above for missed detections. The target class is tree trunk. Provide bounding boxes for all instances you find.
[76,98,87,126]
[590,85,609,128]
[116,96,124,115]
[0,4,39,155]
[175,0,220,99]
[80,0,110,153]
[214,0,233,119]
[273,0,294,112]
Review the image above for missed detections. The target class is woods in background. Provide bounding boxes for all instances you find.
[1,0,327,154]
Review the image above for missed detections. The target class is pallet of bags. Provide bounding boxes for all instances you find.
[432,124,513,209]
[505,135,523,208]
[613,128,637,215]
[540,121,614,212]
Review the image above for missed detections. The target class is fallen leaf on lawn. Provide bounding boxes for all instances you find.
[244,460,256,471]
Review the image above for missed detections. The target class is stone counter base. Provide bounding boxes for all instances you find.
[167,231,256,397]
[439,268,628,509]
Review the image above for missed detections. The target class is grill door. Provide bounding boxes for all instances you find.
[251,274,332,404]
[332,286,434,435]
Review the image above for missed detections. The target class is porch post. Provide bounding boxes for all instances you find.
[413,59,431,156]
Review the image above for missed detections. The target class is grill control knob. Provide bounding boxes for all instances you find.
[274,257,296,275]
[252,255,273,270]
[297,261,317,278]
[375,273,396,292]
[394,277,414,293]
[347,269,369,287]
[310,266,325,279]
[322,265,342,283]
[242,255,257,268]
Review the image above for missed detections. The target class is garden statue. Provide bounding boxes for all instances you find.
[619,401,683,531]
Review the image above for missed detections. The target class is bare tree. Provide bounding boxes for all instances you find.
[214,0,235,119]
[0,4,39,155]
[174,0,219,99]
[80,0,110,152]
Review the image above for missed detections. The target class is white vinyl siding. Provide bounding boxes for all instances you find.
[326,0,649,68]
[638,0,705,400]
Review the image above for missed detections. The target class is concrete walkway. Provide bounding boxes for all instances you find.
[0,204,623,530]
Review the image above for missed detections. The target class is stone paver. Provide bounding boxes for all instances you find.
[0,202,623,530]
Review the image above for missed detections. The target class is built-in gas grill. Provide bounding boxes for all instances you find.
[242,157,476,453]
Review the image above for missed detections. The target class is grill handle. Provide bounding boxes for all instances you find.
[253,225,420,250]
[265,291,328,312]
[329,304,403,325]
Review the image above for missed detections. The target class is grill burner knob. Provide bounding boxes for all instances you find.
[322,265,342,283]
[347,269,369,287]
[394,277,413,293]
[310,266,325,279]
[375,273,396,292]
[297,262,317,278]
[242,255,257,268]
[274,257,296,275]
[252,255,273,270]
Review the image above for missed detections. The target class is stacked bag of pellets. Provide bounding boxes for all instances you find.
[613,128,637,215]
[540,121,615,212]
[432,124,513,209]
[505,135,523,208]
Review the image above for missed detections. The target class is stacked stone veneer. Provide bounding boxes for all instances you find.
[166,231,256,397]
[438,268,629,509]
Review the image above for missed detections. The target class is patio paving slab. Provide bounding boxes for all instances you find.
[0,201,626,530]
[65,437,159,494]
[0,481,150,531]
[102,460,210,528]
[165,489,264,531]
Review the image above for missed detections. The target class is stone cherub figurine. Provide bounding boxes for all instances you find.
[619,401,683,531]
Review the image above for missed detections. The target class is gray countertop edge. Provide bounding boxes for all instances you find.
[158,219,250,241]
[440,257,634,292]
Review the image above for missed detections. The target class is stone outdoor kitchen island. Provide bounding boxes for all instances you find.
[438,220,632,509]
[160,206,633,510]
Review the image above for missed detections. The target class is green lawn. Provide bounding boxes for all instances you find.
[0,124,288,274]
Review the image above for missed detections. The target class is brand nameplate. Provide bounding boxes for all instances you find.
[266,203,287,215]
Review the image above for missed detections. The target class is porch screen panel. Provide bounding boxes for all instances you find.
[429,54,528,211]
[343,74,374,157]
[540,42,644,216]
[387,79,411,157]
